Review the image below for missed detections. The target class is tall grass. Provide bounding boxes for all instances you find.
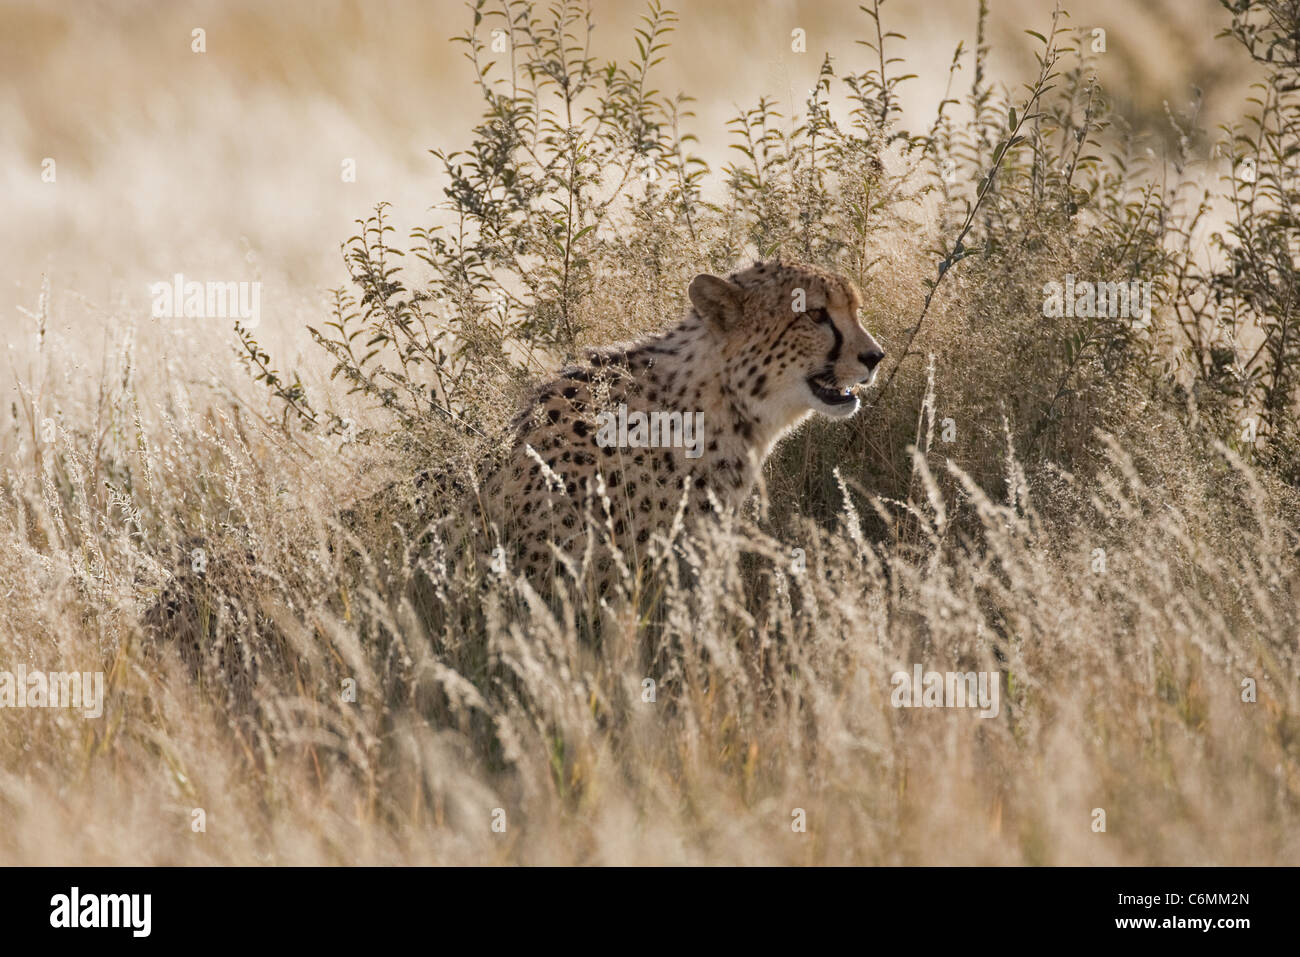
[0,0,1297,864]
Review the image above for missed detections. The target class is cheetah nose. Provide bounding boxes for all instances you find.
[859,348,885,370]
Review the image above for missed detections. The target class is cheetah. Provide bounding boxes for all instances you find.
[474,258,885,581]
[142,259,883,695]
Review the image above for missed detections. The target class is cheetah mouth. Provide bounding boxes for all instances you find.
[805,373,860,414]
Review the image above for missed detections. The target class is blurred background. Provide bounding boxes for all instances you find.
[1,1,1293,869]
[0,0,1249,356]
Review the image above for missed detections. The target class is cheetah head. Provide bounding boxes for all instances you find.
[688,259,885,421]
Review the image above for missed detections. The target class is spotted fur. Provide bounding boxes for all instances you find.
[476,258,885,579]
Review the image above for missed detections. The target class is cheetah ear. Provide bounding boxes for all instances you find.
[689,274,742,330]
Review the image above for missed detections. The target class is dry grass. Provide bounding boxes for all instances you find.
[1,0,1297,866]
[1,289,1296,864]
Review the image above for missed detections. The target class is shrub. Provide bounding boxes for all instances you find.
[3,0,1297,866]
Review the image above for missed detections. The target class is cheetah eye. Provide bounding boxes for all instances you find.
[808,307,832,324]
